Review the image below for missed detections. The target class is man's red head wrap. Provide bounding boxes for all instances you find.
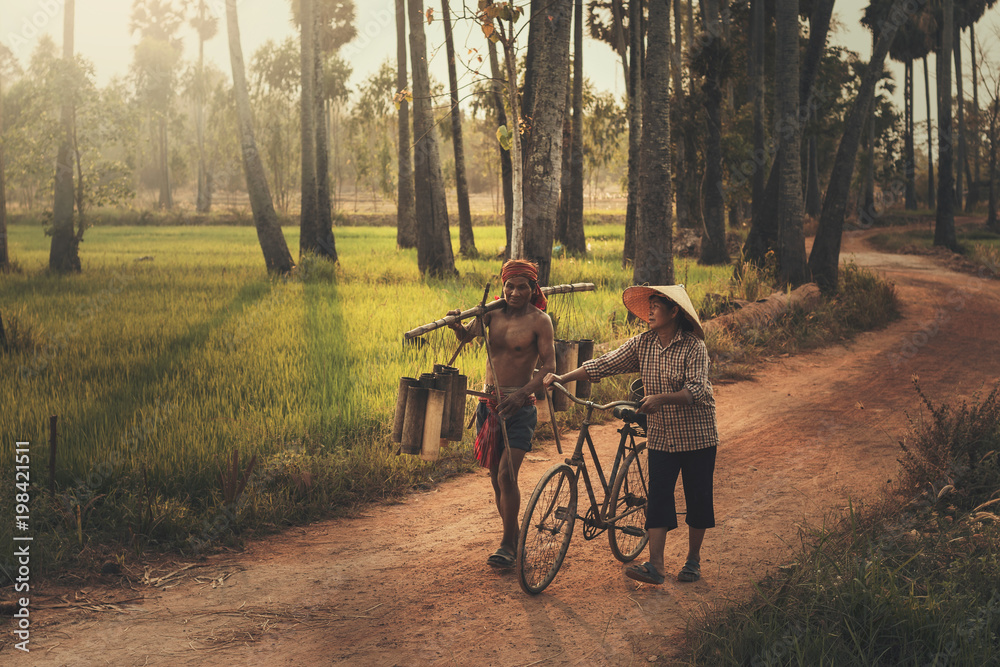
[501,259,547,311]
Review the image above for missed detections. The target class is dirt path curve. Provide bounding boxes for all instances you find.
[6,228,1000,666]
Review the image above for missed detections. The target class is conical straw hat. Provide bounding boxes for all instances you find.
[621,284,704,340]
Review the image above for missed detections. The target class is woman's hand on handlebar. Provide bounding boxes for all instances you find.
[542,373,562,390]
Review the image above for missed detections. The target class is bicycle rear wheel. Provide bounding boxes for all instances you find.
[517,464,578,594]
[608,446,649,562]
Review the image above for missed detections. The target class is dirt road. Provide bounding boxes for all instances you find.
[5,228,1000,666]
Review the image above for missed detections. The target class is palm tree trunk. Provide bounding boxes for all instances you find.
[315,37,336,261]
[0,65,7,271]
[924,54,935,208]
[953,21,965,212]
[809,0,906,292]
[555,73,571,244]
[299,0,319,257]
[565,0,586,254]
[970,23,980,211]
[488,40,514,253]
[672,0,689,229]
[750,0,765,221]
[224,0,294,274]
[699,0,729,265]
[521,0,572,285]
[49,0,80,273]
[623,0,643,265]
[989,98,998,230]
[742,0,834,267]
[905,59,917,209]
[196,26,210,213]
[395,0,416,249]
[936,0,958,250]
[633,0,673,286]
[442,0,475,257]
[775,0,807,285]
[408,0,456,276]
[806,135,821,217]
[864,99,876,217]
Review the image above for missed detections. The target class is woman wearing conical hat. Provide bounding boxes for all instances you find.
[543,284,719,585]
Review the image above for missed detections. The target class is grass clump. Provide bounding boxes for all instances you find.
[683,382,1000,666]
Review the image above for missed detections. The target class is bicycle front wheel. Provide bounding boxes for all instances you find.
[608,447,649,562]
[517,464,578,595]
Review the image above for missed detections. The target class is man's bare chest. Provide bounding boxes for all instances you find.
[488,317,537,355]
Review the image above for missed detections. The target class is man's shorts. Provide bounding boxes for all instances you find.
[475,402,537,452]
[645,446,717,531]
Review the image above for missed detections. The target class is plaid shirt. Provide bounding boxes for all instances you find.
[582,330,719,452]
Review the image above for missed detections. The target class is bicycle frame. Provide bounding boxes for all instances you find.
[552,384,644,534]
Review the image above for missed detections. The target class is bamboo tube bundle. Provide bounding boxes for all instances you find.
[420,388,446,462]
[400,385,428,455]
[575,339,594,399]
[392,377,419,443]
[553,340,579,411]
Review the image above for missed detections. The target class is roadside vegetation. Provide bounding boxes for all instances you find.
[683,380,1000,666]
[1,221,898,576]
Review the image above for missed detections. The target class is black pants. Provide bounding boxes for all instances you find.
[645,447,717,531]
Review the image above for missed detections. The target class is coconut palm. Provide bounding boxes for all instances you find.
[191,0,218,213]
[394,0,416,249]
[442,0,476,257]
[49,0,80,273]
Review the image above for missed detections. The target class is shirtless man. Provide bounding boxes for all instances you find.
[447,260,556,569]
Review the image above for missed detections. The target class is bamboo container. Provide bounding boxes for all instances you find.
[433,372,454,441]
[392,377,419,443]
[448,374,467,440]
[401,385,428,455]
[575,339,594,399]
[553,340,579,411]
[420,388,446,462]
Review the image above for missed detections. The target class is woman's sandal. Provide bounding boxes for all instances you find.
[677,558,701,582]
[625,562,665,585]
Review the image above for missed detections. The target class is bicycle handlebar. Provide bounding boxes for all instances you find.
[549,382,638,413]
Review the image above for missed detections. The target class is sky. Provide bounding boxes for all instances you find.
[4,0,1000,129]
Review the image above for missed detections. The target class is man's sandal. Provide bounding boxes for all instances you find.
[677,559,701,582]
[625,562,665,585]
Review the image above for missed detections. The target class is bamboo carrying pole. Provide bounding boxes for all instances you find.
[403,283,595,339]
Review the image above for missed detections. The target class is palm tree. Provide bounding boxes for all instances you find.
[299,0,320,257]
[633,0,674,286]
[624,0,643,264]
[395,0,416,249]
[565,0,586,255]
[809,0,907,292]
[192,0,217,213]
[441,0,476,257]
[408,0,456,276]
[0,49,9,272]
[698,0,730,265]
[49,0,80,273]
[521,0,573,285]
[487,39,514,251]
[924,54,936,208]
[935,0,958,250]
[224,0,294,273]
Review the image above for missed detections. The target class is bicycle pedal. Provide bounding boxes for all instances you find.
[554,507,572,521]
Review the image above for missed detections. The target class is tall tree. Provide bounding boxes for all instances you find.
[698,0,730,265]
[936,0,958,250]
[924,54,935,208]
[487,39,514,252]
[225,0,295,273]
[969,23,980,211]
[623,0,643,264]
[809,0,906,292]
[805,135,822,216]
[442,0,476,257]
[774,0,807,285]
[742,0,835,268]
[409,0,456,276]
[521,0,572,285]
[192,0,217,213]
[953,22,965,211]
[750,0,766,221]
[48,0,80,273]
[565,0,586,254]
[395,0,416,248]
[299,0,320,257]
[0,48,8,272]
[633,0,673,286]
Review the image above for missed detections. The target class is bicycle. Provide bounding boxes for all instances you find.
[516,382,650,595]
